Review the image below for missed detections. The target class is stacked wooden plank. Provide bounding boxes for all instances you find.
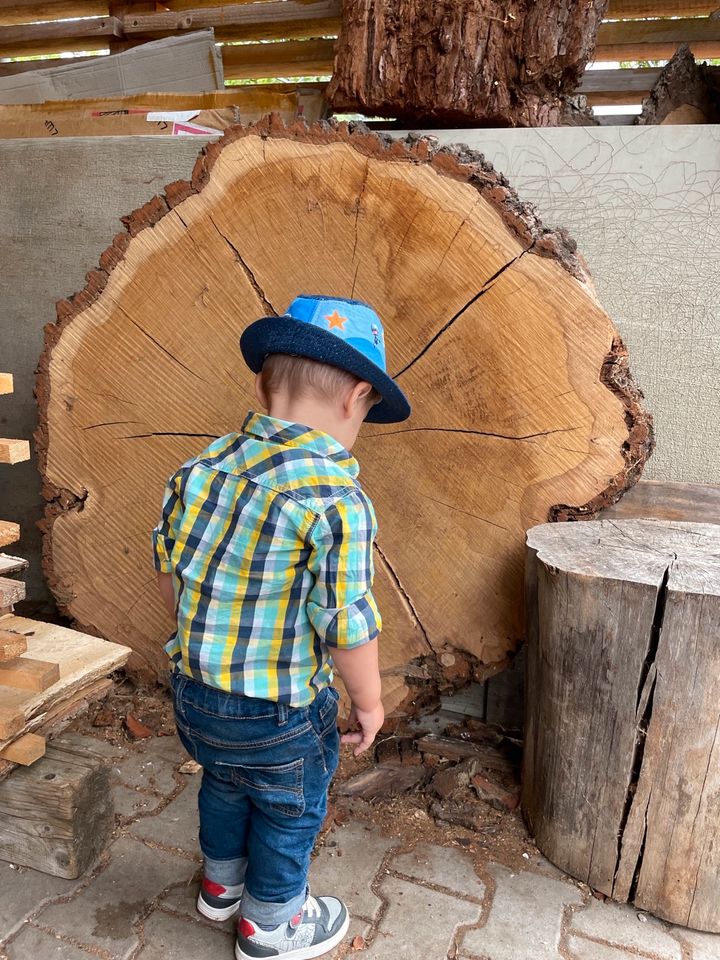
[0,372,130,777]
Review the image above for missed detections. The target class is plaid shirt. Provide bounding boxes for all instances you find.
[152,412,381,706]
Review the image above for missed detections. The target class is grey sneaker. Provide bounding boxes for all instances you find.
[235,895,349,960]
[197,877,244,921]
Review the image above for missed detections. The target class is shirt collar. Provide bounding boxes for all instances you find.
[242,412,360,478]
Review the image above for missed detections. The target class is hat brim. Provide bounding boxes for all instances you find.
[239,316,411,424]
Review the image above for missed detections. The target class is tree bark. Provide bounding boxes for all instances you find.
[636,44,720,125]
[524,519,720,931]
[327,0,609,126]
[35,118,652,715]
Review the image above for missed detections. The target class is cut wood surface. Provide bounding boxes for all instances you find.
[328,0,608,125]
[524,519,720,932]
[0,732,45,765]
[0,522,19,548]
[0,615,130,744]
[0,555,27,577]
[601,480,720,524]
[0,576,25,607]
[0,657,60,692]
[0,438,30,464]
[0,629,27,661]
[36,120,651,715]
[0,373,12,394]
[0,733,113,878]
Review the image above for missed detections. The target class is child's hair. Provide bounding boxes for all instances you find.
[261,354,381,407]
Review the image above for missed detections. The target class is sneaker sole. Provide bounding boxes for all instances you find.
[197,893,241,922]
[234,912,350,960]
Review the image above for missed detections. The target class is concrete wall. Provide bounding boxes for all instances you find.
[1,126,718,614]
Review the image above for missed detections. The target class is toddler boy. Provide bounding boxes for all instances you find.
[152,295,410,960]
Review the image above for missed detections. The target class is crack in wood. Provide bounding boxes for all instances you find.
[118,433,218,441]
[374,540,433,654]
[392,243,533,380]
[363,424,578,442]
[611,562,670,898]
[208,216,278,318]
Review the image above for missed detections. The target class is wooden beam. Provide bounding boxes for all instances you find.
[594,16,720,61]
[0,439,30,465]
[0,732,45,765]
[221,37,335,80]
[0,374,13,394]
[0,522,20,549]
[0,705,24,740]
[0,629,27,661]
[0,577,25,607]
[0,1,107,26]
[122,0,340,42]
[0,14,118,58]
[607,0,716,17]
[0,54,99,76]
[579,66,661,105]
[0,657,60,692]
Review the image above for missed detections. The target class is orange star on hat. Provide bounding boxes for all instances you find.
[325,310,347,330]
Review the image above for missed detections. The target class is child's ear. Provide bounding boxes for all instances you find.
[346,380,374,418]
[254,371,269,411]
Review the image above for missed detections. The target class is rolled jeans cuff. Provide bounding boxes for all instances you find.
[241,884,309,926]
[203,854,247,887]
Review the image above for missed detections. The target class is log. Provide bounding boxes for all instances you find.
[0,734,113,878]
[523,519,720,932]
[601,480,720,524]
[327,0,609,126]
[36,119,652,714]
[636,45,720,125]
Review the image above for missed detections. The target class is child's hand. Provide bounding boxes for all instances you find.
[341,701,384,757]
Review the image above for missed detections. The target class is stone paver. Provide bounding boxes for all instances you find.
[5,924,94,960]
[362,875,481,959]
[309,822,401,921]
[391,844,484,899]
[129,780,200,853]
[135,909,232,959]
[111,737,187,795]
[674,928,720,960]
[460,864,584,960]
[569,900,681,959]
[113,785,165,820]
[0,863,79,941]
[36,837,194,959]
[567,934,646,959]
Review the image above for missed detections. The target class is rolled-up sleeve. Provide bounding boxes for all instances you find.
[152,472,183,574]
[306,492,382,649]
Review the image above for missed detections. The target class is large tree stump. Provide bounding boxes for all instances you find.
[524,519,720,931]
[327,0,609,126]
[36,119,652,714]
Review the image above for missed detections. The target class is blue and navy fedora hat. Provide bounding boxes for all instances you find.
[240,295,411,424]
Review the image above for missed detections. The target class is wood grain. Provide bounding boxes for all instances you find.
[35,122,651,715]
[0,373,12,394]
[0,438,30,464]
[0,522,20,549]
[0,733,113,878]
[0,576,25,607]
[0,629,27,661]
[0,657,60,692]
[0,554,28,576]
[524,519,720,932]
[601,480,720,524]
[0,732,45,765]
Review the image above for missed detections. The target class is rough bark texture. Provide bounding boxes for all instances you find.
[524,519,720,932]
[35,117,652,715]
[327,0,609,126]
[636,44,720,125]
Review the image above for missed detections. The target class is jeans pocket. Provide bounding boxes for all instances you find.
[216,757,306,818]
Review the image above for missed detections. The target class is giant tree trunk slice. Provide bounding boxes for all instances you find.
[36,118,652,714]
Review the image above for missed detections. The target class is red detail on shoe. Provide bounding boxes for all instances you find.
[202,878,227,897]
[290,912,302,928]
[239,918,256,938]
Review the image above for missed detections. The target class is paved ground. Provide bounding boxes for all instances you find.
[1,732,718,960]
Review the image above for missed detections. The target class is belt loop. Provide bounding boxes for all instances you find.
[277,703,288,726]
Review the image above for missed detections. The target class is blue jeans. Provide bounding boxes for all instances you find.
[170,671,340,925]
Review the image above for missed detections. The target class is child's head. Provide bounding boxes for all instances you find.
[255,354,380,449]
[240,295,411,446]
